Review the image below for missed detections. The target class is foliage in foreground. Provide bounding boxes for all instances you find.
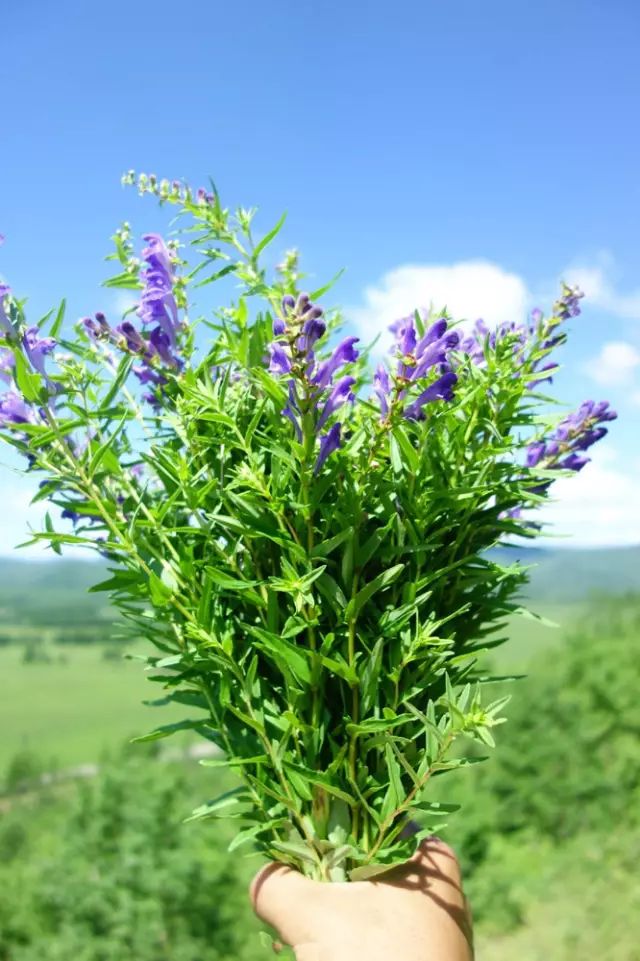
[1,596,638,960]
[0,748,260,961]
[0,174,616,878]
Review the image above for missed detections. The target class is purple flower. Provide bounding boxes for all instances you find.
[316,375,356,431]
[0,390,34,426]
[82,314,110,340]
[374,364,391,416]
[0,348,14,384]
[314,422,342,473]
[297,314,326,354]
[115,321,146,353]
[273,317,287,336]
[527,361,558,389]
[558,452,590,471]
[133,365,167,387]
[404,371,458,420]
[311,336,360,388]
[0,284,13,337]
[268,342,292,375]
[411,331,460,381]
[525,442,546,467]
[415,317,448,355]
[149,326,179,367]
[23,326,56,378]
[141,233,174,276]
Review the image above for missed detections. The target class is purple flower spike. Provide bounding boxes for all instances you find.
[314,422,342,474]
[268,343,292,375]
[374,364,391,416]
[554,283,584,320]
[0,284,13,336]
[0,390,34,426]
[137,233,180,349]
[23,326,56,378]
[0,348,14,384]
[316,375,356,431]
[311,336,359,388]
[404,371,457,420]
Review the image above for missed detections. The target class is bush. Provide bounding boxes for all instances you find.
[0,751,262,961]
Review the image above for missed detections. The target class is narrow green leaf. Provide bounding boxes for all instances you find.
[252,211,287,260]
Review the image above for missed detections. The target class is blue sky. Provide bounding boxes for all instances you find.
[1,0,639,551]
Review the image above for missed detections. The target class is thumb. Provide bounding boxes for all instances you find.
[250,862,320,947]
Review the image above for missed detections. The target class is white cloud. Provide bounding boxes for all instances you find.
[538,451,640,547]
[0,474,88,558]
[584,340,640,387]
[349,260,531,345]
[631,390,640,407]
[111,291,139,317]
[564,257,640,322]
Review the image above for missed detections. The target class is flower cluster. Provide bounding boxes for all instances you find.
[81,234,183,407]
[0,283,57,428]
[459,284,584,389]
[373,313,459,420]
[122,170,216,207]
[267,293,359,472]
[505,398,617,523]
[526,400,617,474]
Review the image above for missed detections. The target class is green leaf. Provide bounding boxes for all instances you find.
[228,819,289,852]
[252,211,287,261]
[131,719,208,743]
[346,564,405,620]
[200,754,269,769]
[308,268,346,301]
[148,571,173,605]
[282,762,357,805]
[88,414,127,477]
[311,527,354,558]
[103,270,142,290]
[347,714,414,735]
[44,512,62,555]
[185,787,251,822]
[205,567,260,591]
[242,624,311,684]
[13,350,43,403]
[50,298,67,338]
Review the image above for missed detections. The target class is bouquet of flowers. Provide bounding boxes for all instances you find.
[0,174,616,882]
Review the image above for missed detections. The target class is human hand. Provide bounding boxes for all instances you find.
[250,837,473,961]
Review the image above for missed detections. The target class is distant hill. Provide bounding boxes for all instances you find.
[0,557,110,628]
[491,544,640,602]
[0,546,638,626]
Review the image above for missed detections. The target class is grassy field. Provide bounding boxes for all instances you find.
[0,642,187,770]
[0,600,583,772]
